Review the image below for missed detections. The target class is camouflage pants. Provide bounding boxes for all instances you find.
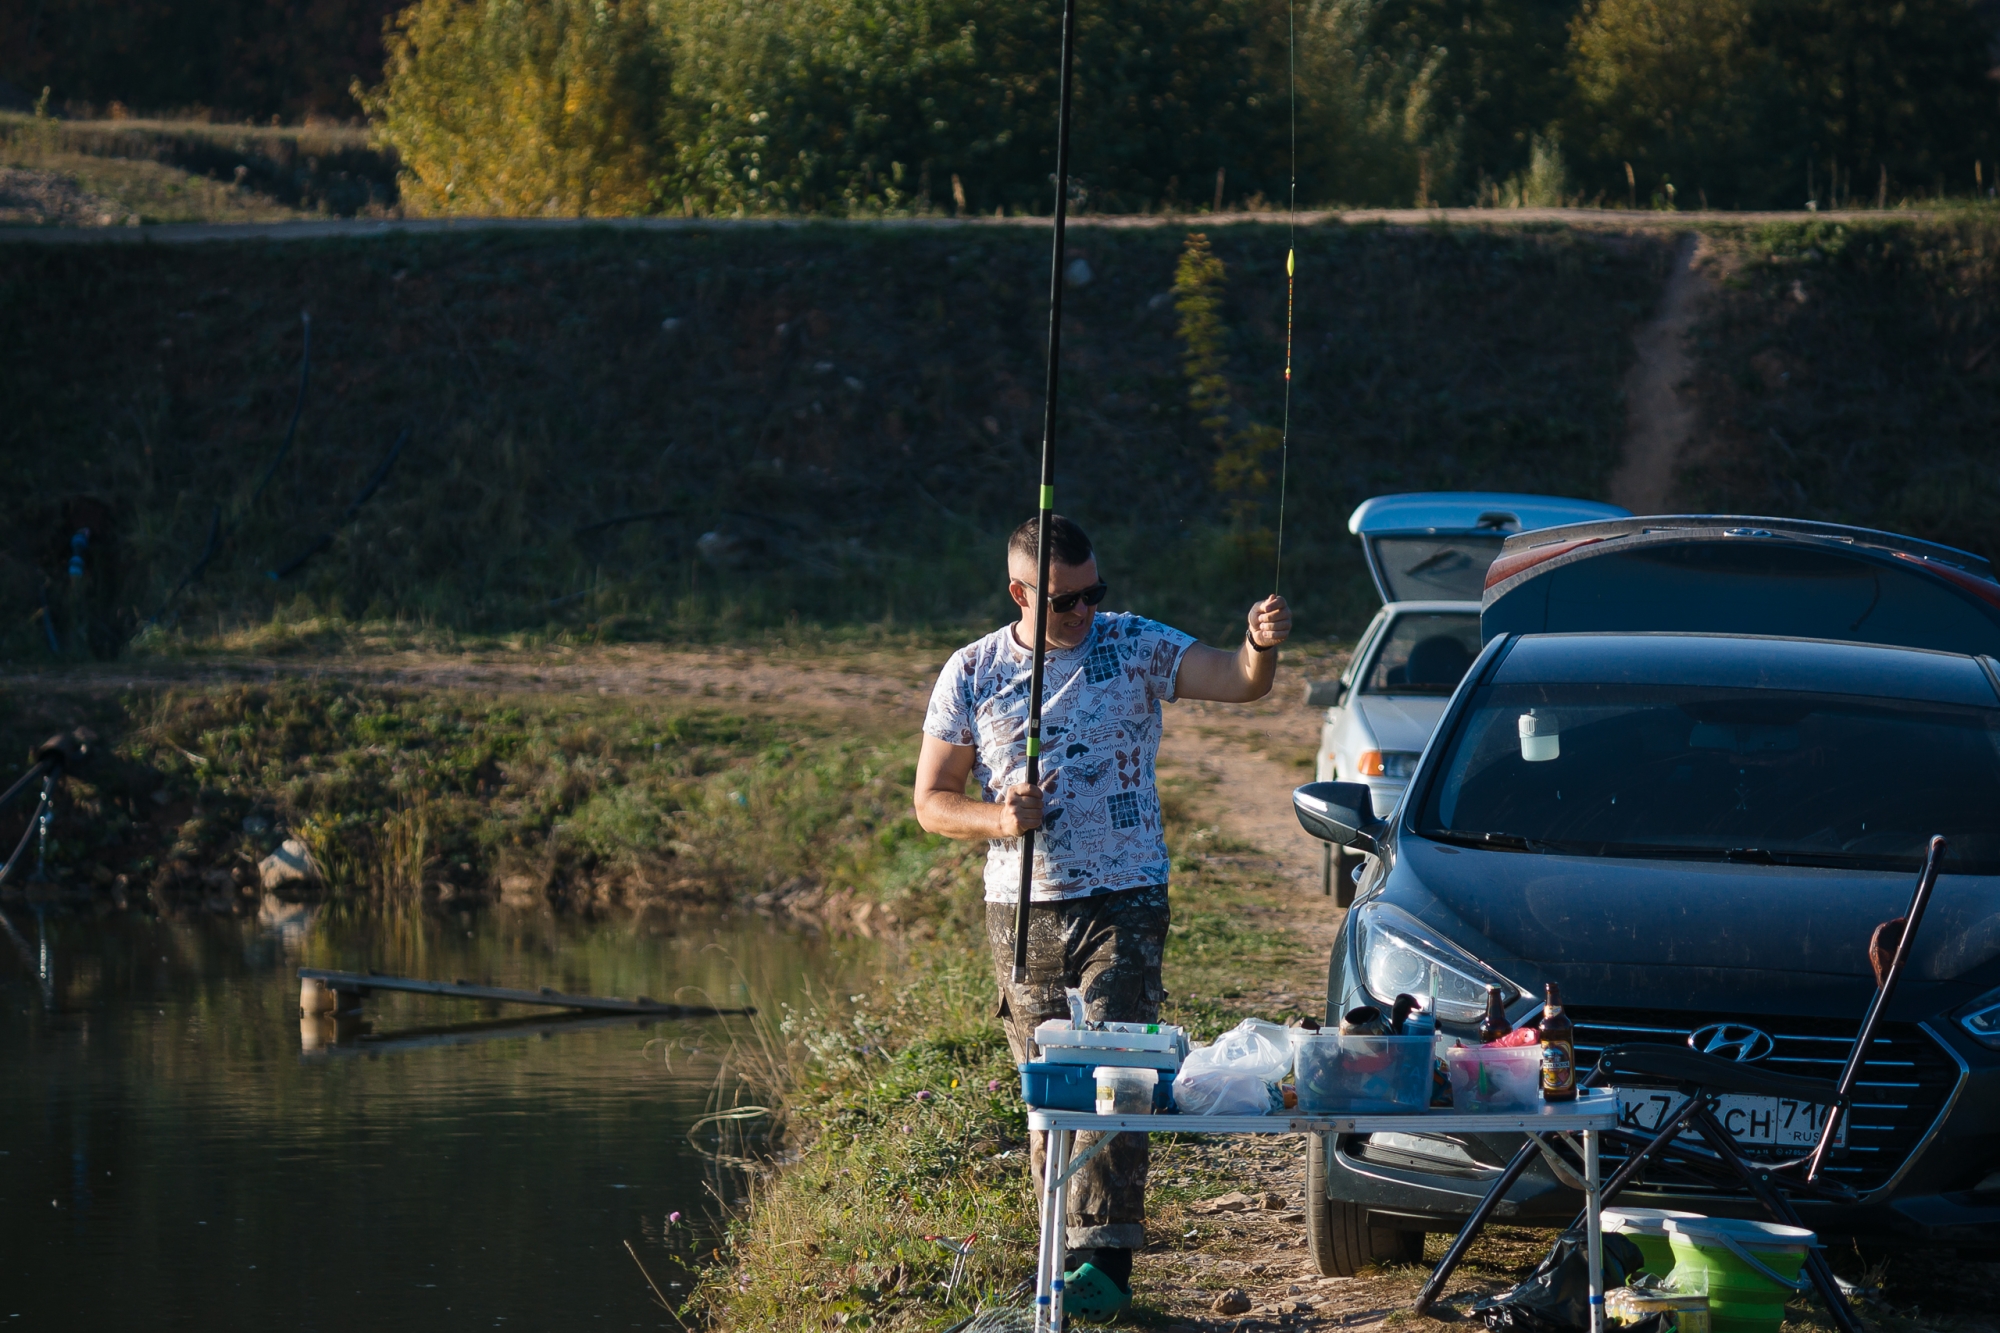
[987,885,1169,1252]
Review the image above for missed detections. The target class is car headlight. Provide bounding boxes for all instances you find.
[1354,751,1421,779]
[1356,900,1526,1024]
[1957,988,2000,1050]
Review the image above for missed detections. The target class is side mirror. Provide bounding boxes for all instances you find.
[1303,679,1347,709]
[1292,781,1387,854]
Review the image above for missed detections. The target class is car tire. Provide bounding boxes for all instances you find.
[1331,847,1358,908]
[1304,1134,1425,1276]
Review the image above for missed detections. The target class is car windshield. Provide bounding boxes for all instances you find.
[1417,681,2000,870]
[1362,613,1481,696]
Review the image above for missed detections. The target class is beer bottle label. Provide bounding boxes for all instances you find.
[1540,1040,1575,1092]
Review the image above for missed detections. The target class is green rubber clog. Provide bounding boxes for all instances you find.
[1061,1262,1133,1320]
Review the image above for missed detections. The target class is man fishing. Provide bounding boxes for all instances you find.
[914,514,1291,1316]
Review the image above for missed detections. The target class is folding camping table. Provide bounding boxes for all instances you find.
[1027,1087,1622,1333]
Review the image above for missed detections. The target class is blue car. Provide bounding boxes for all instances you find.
[1292,515,2000,1274]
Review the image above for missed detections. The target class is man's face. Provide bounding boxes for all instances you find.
[1009,554,1100,650]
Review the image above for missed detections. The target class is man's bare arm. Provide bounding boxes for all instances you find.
[1173,594,1293,703]
[914,734,1048,840]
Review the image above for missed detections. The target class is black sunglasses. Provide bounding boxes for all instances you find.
[1018,580,1110,614]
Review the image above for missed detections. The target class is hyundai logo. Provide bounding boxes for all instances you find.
[1687,1022,1776,1062]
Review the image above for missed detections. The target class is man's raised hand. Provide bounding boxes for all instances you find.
[1248,594,1292,649]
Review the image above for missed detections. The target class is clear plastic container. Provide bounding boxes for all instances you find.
[1444,1044,1544,1111]
[1094,1065,1158,1115]
[1293,1034,1433,1114]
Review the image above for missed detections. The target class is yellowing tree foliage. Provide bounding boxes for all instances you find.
[356,0,671,216]
[1174,232,1281,557]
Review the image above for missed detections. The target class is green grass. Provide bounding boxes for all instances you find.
[13,212,1994,662]
[0,680,979,915]
[1,220,1671,658]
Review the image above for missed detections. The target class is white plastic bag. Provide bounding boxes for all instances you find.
[1170,1019,1294,1115]
[1171,1067,1277,1116]
[1202,1019,1296,1082]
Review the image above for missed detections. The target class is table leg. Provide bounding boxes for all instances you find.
[1036,1129,1066,1333]
[1584,1128,1604,1333]
[1050,1129,1073,1331]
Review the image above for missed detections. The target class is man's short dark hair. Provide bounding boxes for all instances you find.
[1008,514,1094,569]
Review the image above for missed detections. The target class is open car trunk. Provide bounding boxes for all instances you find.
[1482,517,2000,655]
[1349,493,1631,604]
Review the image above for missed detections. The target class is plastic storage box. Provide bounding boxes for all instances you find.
[1022,1061,1176,1111]
[1034,1019,1189,1070]
[1020,1061,1096,1111]
[1445,1044,1544,1111]
[1293,1034,1433,1114]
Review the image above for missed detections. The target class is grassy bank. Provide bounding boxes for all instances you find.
[1682,212,2000,560]
[696,788,1316,1329]
[4,220,1672,656]
[0,113,397,221]
[0,675,979,919]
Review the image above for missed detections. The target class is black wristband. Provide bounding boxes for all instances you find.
[1249,637,1274,653]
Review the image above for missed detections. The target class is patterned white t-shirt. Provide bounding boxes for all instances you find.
[923,612,1195,903]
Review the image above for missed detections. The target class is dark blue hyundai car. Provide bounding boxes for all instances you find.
[1291,517,2000,1276]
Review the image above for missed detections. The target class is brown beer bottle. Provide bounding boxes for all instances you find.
[1478,985,1512,1043]
[1540,982,1577,1102]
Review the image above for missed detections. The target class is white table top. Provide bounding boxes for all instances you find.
[1028,1086,1621,1134]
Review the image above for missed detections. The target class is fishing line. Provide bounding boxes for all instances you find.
[1272,0,1296,598]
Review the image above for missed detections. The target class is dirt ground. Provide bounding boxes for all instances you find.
[0,165,134,226]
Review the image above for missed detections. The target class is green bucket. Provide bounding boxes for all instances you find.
[1664,1217,1815,1333]
[1601,1207,1704,1278]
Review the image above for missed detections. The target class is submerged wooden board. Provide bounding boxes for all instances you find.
[297,967,753,1016]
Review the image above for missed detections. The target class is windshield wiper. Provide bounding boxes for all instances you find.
[1589,843,1914,869]
[1428,829,1576,854]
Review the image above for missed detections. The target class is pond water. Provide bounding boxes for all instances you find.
[0,905,883,1330]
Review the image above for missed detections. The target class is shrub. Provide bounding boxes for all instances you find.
[357,0,674,216]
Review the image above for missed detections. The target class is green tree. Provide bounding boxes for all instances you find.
[1342,0,1583,205]
[356,0,673,216]
[1567,0,1999,208]
[1567,0,1780,208]
[1759,0,1999,206]
[665,0,1314,216]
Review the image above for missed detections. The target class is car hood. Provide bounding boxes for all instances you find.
[1355,696,1449,753]
[1381,836,2000,1019]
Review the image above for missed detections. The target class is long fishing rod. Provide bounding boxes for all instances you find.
[1272,0,1296,596]
[1012,0,1083,985]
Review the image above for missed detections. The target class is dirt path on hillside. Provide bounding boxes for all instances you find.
[1609,233,1714,514]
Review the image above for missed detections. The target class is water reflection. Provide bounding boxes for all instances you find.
[0,906,882,1329]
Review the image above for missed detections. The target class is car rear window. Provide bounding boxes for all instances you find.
[1368,534,1505,602]
[1363,613,1481,695]
[1417,681,2000,871]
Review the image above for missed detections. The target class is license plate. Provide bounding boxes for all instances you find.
[1616,1089,1848,1149]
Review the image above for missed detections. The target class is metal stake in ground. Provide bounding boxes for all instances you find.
[1013,0,1083,984]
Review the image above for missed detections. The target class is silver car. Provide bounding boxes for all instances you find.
[1311,492,1629,901]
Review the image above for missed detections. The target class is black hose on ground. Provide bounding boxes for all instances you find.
[247,311,313,508]
[267,427,412,580]
[143,505,221,628]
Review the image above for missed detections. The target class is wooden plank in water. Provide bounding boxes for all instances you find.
[297,967,752,1016]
